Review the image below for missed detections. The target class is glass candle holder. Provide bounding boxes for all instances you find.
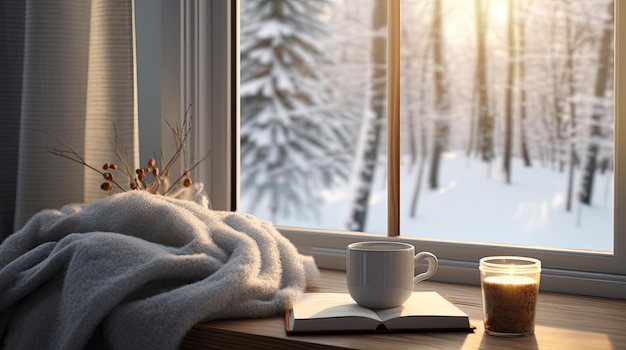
[479,256,541,337]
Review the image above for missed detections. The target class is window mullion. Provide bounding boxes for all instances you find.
[387,0,401,237]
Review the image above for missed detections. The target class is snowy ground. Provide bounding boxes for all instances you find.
[241,151,613,252]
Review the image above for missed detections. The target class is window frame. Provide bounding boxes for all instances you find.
[163,0,626,299]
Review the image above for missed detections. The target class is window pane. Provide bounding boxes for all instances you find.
[240,0,388,233]
[399,0,614,252]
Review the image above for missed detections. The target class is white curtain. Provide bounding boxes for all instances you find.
[0,0,138,238]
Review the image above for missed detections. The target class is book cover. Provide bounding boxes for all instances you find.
[285,292,475,334]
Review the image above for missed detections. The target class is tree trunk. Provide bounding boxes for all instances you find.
[403,28,418,169]
[344,0,386,231]
[517,0,531,167]
[565,4,578,212]
[466,77,477,158]
[579,1,614,205]
[474,0,493,162]
[549,12,566,172]
[502,0,515,184]
[428,0,450,190]
[410,45,431,218]
[410,118,428,218]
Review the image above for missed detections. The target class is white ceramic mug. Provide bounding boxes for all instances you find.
[346,241,438,309]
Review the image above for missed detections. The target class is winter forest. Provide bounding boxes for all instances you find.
[239,0,615,251]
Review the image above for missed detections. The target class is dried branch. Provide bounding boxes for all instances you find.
[46,104,210,197]
[46,131,127,192]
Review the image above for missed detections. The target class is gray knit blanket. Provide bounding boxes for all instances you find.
[0,191,319,350]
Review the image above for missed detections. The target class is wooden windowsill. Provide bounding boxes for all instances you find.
[180,269,626,350]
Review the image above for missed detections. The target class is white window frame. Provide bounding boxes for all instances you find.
[153,0,626,299]
[136,0,237,209]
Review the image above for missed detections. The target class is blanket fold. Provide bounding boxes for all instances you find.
[0,191,319,350]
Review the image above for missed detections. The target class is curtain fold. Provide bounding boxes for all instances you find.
[0,0,137,238]
[0,0,25,238]
[84,0,138,201]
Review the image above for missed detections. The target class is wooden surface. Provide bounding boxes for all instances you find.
[180,269,626,350]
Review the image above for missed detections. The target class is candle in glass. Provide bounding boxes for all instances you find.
[479,256,541,337]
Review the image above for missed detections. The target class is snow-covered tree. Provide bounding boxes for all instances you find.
[240,0,352,220]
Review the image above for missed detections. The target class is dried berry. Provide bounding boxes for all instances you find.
[184,170,190,177]
[148,159,157,168]
[110,164,118,170]
[101,182,112,191]
[152,168,159,177]
[103,172,113,181]
[138,173,145,181]
[130,182,138,190]
[103,163,110,170]
[183,178,192,187]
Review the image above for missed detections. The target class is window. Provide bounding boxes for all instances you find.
[143,0,626,298]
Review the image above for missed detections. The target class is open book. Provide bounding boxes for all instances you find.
[285,292,474,334]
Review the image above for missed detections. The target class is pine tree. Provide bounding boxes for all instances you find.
[240,0,352,220]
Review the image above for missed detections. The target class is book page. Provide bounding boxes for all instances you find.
[377,292,467,321]
[375,292,469,322]
[292,293,382,322]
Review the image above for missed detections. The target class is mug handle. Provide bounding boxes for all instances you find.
[413,252,438,284]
